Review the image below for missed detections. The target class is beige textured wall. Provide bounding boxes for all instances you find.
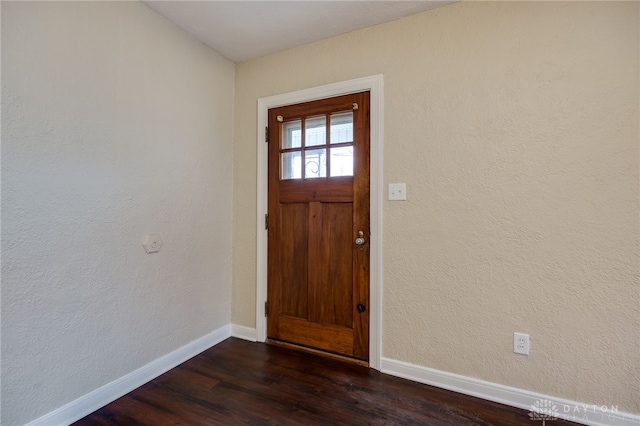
[2,2,234,424]
[232,1,639,412]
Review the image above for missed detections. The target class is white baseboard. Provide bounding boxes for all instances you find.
[26,324,232,426]
[25,329,638,426]
[231,324,257,342]
[381,357,640,426]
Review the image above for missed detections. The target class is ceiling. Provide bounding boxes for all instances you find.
[143,1,455,63]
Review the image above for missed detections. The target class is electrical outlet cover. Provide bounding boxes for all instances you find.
[514,332,530,355]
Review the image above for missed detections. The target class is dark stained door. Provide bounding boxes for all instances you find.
[267,92,370,360]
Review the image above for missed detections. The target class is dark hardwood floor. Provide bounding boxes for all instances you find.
[74,338,576,425]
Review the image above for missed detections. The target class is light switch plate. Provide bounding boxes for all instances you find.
[389,183,407,201]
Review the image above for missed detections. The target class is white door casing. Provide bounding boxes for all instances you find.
[256,75,384,369]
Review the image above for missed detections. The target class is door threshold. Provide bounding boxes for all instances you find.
[267,339,369,367]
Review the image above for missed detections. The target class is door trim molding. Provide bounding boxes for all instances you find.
[256,75,384,369]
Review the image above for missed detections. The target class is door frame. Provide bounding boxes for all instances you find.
[256,75,384,370]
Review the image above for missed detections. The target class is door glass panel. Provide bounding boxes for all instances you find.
[305,148,326,178]
[305,116,326,147]
[281,151,301,180]
[330,112,353,144]
[282,120,302,149]
[330,146,353,177]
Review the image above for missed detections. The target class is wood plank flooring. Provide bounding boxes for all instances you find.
[74,338,576,425]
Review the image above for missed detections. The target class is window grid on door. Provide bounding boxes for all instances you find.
[280,112,353,180]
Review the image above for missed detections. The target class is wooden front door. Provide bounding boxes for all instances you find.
[267,92,370,361]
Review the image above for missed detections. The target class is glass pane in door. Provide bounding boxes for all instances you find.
[282,120,302,149]
[330,146,353,177]
[305,149,326,178]
[330,112,353,144]
[281,151,302,180]
[305,116,326,147]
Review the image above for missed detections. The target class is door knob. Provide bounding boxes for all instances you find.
[355,231,366,246]
[357,303,366,313]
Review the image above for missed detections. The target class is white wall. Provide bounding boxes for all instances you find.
[233,1,639,413]
[1,2,235,425]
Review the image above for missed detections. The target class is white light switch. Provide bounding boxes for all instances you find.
[388,183,407,201]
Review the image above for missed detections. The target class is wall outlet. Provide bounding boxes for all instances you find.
[514,332,530,355]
